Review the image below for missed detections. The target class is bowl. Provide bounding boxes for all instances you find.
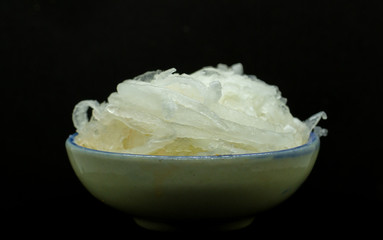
[65,132,320,231]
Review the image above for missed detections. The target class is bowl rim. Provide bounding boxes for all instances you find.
[66,131,319,160]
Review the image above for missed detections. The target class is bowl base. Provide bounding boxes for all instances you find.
[133,217,254,232]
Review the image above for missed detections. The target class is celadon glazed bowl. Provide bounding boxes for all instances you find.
[65,132,320,231]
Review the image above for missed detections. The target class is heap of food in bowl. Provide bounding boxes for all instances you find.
[67,63,327,231]
[72,63,327,155]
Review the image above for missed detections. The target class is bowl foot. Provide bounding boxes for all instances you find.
[133,217,254,232]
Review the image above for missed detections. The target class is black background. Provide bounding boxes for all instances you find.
[2,0,382,236]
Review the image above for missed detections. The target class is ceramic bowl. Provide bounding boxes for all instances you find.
[65,132,320,231]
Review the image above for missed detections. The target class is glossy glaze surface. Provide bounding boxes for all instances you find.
[65,132,320,231]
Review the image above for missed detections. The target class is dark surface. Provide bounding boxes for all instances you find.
[2,0,382,236]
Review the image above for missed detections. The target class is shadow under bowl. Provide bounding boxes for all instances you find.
[65,132,320,231]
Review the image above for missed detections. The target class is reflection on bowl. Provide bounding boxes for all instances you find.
[65,132,320,231]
